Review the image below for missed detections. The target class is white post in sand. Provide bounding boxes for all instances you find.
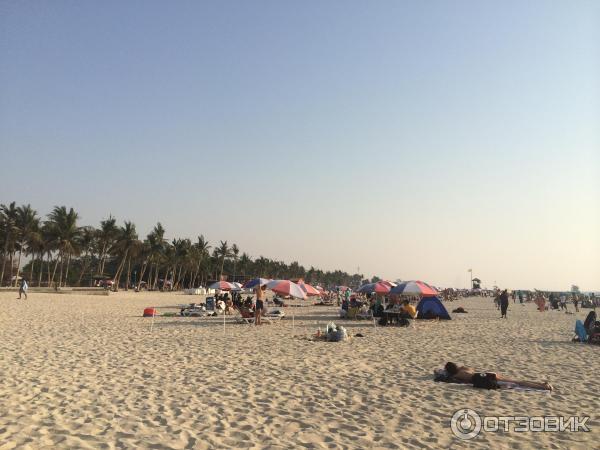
[150,309,155,333]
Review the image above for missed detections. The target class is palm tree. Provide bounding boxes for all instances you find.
[238,252,251,279]
[171,238,192,289]
[146,223,167,290]
[231,243,240,282]
[191,235,210,288]
[14,204,40,286]
[0,202,18,286]
[45,206,81,287]
[215,240,232,280]
[96,215,118,277]
[76,226,97,286]
[112,221,139,291]
[15,205,40,287]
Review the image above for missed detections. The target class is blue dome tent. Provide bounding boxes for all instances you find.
[416,296,451,320]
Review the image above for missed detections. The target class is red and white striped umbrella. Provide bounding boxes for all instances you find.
[208,280,236,291]
[266,280,307,299]
[297,281,321,297]
[357,281,392,294]
[390,280,438,297]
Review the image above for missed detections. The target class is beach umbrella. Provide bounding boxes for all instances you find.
[390,280,439,297]
[208,280,236,291]
[357,282,391,295]
[266,279,307,299]
[297,281,321,297]
[230,282,243,291]
[242,278,271,290]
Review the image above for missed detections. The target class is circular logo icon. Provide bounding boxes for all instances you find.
[451,409,482,440]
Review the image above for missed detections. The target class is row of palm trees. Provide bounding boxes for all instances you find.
[0,202,364,290]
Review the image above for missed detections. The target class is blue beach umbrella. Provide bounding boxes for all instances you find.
[242,278,271,290]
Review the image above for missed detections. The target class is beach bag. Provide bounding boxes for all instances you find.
[472,372,499,390]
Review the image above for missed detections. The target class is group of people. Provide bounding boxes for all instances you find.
[339,293,418,325]
[495,289,597,315]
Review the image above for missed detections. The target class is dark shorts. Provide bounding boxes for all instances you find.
[256,299,264,310]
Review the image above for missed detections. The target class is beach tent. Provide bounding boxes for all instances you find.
[416,296,451,320]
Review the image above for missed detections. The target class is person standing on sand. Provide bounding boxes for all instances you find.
[18,278,28,300]
[500,289,509,318]
[573,295,579,312]
[255,284,265,325]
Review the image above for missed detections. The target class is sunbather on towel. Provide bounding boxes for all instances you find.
[444,362,553,391]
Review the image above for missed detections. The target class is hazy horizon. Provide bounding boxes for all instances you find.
[1,1,599,291]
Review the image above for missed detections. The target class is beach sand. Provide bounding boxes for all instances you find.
[0,291,597,449]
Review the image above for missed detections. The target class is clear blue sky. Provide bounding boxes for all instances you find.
[1,1,599,290]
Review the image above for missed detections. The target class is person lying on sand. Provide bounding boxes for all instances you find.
[443,362,553,391]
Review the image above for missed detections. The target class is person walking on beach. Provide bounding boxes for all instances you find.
[254,284,265,325]
[500,289,509,318]
[18,278,28,300]
[573,295,579,312]
[560,295,568,311]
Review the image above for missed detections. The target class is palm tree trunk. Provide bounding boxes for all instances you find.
[58,253,64,288]
[176,265,183,289]
[38,253,44,287]
[99,244,107,276]
[77,253,89,286]
[46,253,52,286]
[64,253,72,287]
[29,255,35,283]
[14,250,22,287]
[8,251,14,287]
[138,260,148,290]
[125,257,132,290]
[0,250,6,286]
[113,251,128,292]
[152,263,159,290]
[50,253,60,286]
[180,268,188,289]
[219,257,226,280]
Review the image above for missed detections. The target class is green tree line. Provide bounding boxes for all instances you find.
[0,202,364,290]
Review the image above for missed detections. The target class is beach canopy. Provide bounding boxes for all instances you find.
[208,280,236,291]
[416,296,451,320]
[390,280,439,297]
[357,281,391,295]
[297,281,321,297]
[266,279,307,299]
[243,278,271,289]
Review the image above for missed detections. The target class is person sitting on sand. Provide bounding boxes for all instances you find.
[444,362,553,391]
[399,299,416,319]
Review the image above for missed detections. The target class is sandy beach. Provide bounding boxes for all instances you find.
[0,291,596,449]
